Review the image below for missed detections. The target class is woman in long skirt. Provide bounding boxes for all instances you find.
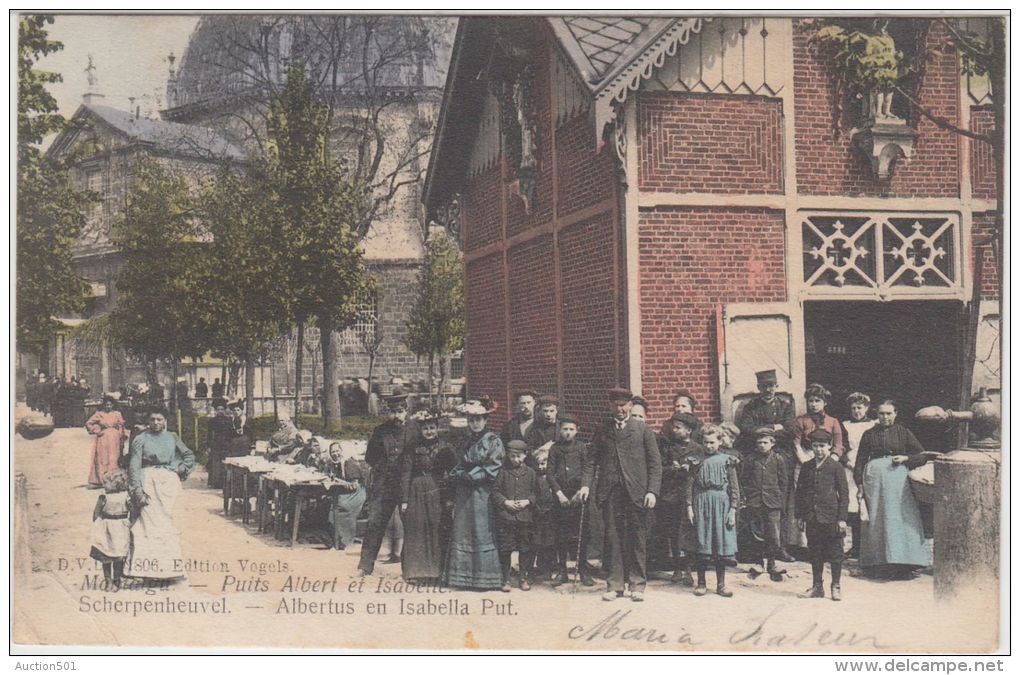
[854,400,930,579]
[85,396,128,488]
[125,410,195,580]
[444,400,504,590]
[321,442,368,550]
[400,410,456,582]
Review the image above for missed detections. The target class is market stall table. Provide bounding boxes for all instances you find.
[222,455,277,524]
[262,465,352,546]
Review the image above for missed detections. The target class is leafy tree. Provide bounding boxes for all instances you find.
[16,15,93,354]
[264,65,375,429]
[109,159,214,406]
[201,166,293,418]
[405,233,464,406]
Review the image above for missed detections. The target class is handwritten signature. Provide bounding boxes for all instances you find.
[568,607,889,649]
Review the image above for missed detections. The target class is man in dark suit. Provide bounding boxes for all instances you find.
[358,394,412,576]
[501,390,538,448]
[796,428,849,601]
[579,387,662,602]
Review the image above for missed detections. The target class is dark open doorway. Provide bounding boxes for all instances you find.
[804,300,963,453]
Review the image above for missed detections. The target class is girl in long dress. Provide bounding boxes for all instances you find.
[400,410,456,582]
[85,396,128,488]
[126,410,196,580]
[853,400,930,579]
[444,400,504,590]
[687,425,740,598]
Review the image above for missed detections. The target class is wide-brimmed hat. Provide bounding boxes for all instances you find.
[459,400,493,416]
[411,409,440,423]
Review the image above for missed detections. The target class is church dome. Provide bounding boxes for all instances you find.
[166,15,455,113]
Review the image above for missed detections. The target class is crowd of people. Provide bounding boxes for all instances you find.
[81,367,934,602]
[25,371,92,425]
[343,369,933,602]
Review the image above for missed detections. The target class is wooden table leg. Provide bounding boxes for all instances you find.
[242,471,250,524]
[223,466,232,515]
[291,493,302,547]
[257,477,265,533]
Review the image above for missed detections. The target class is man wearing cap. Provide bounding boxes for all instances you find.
[358,394,412,575]
[524,394,559,456]
[579,387,662,602]
[501,390,539,448]
[736,370,797,456]
[795,428,848,600]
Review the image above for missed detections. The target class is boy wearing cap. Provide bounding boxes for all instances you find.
[740,427,794,580]
[358,395,412,576]
[656,412,706,585]
[579,387,662,602]
[493,440,539,591]
[548,414,595,586]
[796,428,848,601]
[525,394,560,457]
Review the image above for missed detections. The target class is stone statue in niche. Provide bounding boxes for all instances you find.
[509,67,538,213]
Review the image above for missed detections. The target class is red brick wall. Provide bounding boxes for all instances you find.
[556,110,616,217]
[507,236,559,398]
[464,252,509,426]
[463,166,503,253]
[970,107,997,200]
[794,19,961,198]
[638,207,787,425]
[638,92,784,194]
[560,213,620,433]
[972,212,1000,301]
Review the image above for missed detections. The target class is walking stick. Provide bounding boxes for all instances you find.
[573,467,597,592]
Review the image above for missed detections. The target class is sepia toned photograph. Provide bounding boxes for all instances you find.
[11,11,1006,655]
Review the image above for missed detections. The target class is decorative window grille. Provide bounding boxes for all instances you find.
[339,296,380,350]
[801,212,961,298]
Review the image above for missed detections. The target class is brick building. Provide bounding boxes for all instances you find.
[424,16,1000,440]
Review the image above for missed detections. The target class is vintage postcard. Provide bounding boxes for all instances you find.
[12,12,1006,654]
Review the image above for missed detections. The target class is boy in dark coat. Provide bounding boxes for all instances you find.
[655,412,705,585]
[493,440,539,591]
[531,448,558,581]
[547,414,594,586]
[740,427,795,582]
[796,428,849,601]
[525,394,559,456]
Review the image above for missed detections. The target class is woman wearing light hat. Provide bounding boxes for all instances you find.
[444,399,505,590]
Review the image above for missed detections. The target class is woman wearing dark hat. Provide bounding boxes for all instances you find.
[84,395,129,488]
[445,399,505,590]
[400,410,456,582]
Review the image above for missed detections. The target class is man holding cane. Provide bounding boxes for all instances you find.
[578,387,662,602]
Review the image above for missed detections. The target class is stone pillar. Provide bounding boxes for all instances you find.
[933,449,1001,602]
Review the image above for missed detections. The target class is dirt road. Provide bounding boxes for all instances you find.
[12,426,999,652]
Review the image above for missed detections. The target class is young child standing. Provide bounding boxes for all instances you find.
[687,425,740,597]
[89,469,131,588]
[740,427,793,581]
[530,448,558,581]
[656,412,705,585]
[493,440,539,591]
[796,428,849,601]
[547,414,594,586]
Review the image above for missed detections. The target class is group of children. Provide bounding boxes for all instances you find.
[489,385,850,601]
